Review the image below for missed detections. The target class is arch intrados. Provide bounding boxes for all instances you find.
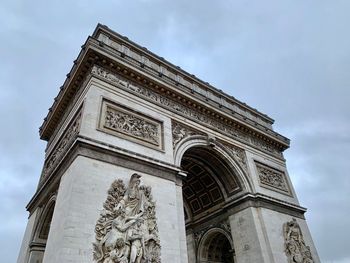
[176,136,253,192]
[34,194,56,242]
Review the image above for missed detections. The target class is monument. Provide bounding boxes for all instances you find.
[17,24,320,263]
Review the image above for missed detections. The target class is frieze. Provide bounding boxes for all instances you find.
[91,65,283,158]
[40,108,82,183]
[255,161,291,195]
[93,173,161,263]
[99,99,163,151]
[284,219,314,263]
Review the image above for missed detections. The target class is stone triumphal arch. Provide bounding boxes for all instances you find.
[17,24,320,263]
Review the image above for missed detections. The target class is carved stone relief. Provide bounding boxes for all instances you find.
[221,142,248,175]
[40,108,82,183]
[92,65,283,158]
[284,219,314,263]
[255,161,291,195]
[171,121,204,149]
[99,99,163,151]
[93,173,161,263]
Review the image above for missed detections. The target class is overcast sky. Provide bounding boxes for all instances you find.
[1,1,349,262]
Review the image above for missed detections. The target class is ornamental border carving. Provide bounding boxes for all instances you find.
[91,65,284,159]
[40,107,82,184]
[98,98,164,151]
[255,161,292,196]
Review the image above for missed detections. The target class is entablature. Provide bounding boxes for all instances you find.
[39,24,290,155]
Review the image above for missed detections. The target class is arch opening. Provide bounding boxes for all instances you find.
[198,230,235,263]
[181,146,241,223]
[181,146,240,262]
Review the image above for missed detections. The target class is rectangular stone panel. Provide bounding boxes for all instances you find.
[98,98,164,151]
[255,161,292,196]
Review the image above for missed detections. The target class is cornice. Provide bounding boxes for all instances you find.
[39,24,290,152]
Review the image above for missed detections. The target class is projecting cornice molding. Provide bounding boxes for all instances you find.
[39,24,290,155]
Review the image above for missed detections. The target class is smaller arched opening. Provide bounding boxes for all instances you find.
[198,228,235,263]
[27,195,56,263]
[180,144,242,262]
[38,201,55,240]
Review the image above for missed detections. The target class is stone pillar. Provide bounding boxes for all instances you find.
[175,175,189,263]
[185,231,196,263]
[17,209,39,263]
[228,207,272,263]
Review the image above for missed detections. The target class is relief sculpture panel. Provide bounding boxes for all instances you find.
[284,219,314,263]
[99,99,163,151]
[255,161,292,196]
[93,173,161,263]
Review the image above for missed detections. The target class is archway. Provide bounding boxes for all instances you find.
[198,229,235,263]
[180,145,240,262]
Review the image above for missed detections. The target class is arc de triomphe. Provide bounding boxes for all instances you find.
[17,24,320,263]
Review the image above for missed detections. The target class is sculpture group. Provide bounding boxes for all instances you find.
[284,219,314,263]
[93,174,161,263]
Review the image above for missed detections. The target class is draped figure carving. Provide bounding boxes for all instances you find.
[93,174,161,263]
[284,219,314,263]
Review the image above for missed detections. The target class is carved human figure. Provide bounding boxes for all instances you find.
[284,219,313,263]
[172,124,187,147]
[286,241,303,263]
[109,238,129,263]
[127,220,145,263]
[116,173,144,217]
[286,220,303,245]
[94,174,161,263]
[96,210,142,262]
[96,210,142,263]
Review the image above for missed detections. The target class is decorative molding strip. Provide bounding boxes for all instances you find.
[92,65,284,158]
[99,99,163,151]
[255,161,291,195]
[284,219,314,263]
[40,108,82,184]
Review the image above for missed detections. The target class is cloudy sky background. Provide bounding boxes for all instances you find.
[1,1,349,262]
